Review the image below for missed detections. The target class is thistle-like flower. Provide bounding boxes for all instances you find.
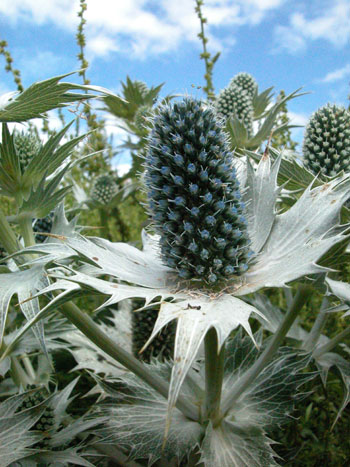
[145,98,251,285]
[91,174,117,205]
[38,98,350,434]
[13,129,41,172]
[230,72,257,99]
[216,85,254,135]
[303,104,350,177]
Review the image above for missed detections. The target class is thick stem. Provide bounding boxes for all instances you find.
[99,207,112,241]
[0,208,21,255]
[18,215,35,247]
[313,326,350,358]
[60,301,199,422]
[303,297,329,352]
[204,327,225,426]
[221,285,310,416]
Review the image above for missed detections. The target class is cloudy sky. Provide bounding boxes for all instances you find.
[0,0,349,169]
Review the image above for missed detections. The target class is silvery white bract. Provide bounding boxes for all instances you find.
[1,378,104,467]
[93,331,312,466]
[37,153,350,427]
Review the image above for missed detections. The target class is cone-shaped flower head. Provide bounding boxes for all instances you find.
[230,72,257,99]
[91,174,117,205]
[303,104,350,177]
[215,85,254,136]
[18,391,55,445]
[13,129,41,172]
[132,305,175,362]
[145,98,252,286]
[33,212,54,243]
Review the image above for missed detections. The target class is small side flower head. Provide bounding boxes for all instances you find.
[145,98,252,286]
[0,243,6,261]
[33,212,54,243]
[13,129,41,172]
[229,72,258,99]
[303,103,350,177]
[91,174,117,205]
[215,84,254,136]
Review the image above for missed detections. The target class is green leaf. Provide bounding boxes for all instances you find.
[0,71,115,123]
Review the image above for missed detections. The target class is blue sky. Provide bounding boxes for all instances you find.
[0,0,349,172]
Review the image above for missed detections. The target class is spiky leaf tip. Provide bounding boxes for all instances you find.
[91,174,117,205]
[303,103,350,177]
[230,72,258,99]
[13,128,41,172]
[134,80,150,98]
[145,97,252,287]
[216,84,254,136]
[132,305,175,362]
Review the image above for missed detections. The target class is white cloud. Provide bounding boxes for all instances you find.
[0,0,285,59]
[321,64,350,83]
[274,0,350,54]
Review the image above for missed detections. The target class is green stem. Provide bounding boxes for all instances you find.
[0,208,21,255]
[18,215,35,247]
[303,297,329,352]
[60,301,199,422]
[313,326,350,358]
[99,208,112,241]
[204,327,225,426]
[221,284,310,416]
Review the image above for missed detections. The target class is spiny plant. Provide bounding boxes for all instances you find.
[91,174,118,205]
[132,306,175,362]
[303,103,350,177]
[230,72,258,99]
[216,84,254,136]
[33,212,54,243]
[13,128,42,172]
[145,98,252,284]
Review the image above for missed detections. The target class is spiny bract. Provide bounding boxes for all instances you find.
[230,72,258,99]
[13,129,41,172]
[132,304,175,363]
[33,212,54,243]
[303,103,350,177]
[145,98,251,286]
[215,84,254,136]
[91,174,117,205]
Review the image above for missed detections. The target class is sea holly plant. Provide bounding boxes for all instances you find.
[15,97,350,465]
[216,73,304,153]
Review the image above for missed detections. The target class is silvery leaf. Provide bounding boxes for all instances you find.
[326,277,350,314]
[64,234,176,288]
[95,368,203,465]
[142,294,262,434]
[199,420,278,467]
[0,392,45,466]
[244,153,281,253]
[237,177,350,295]
[0,266,49,359]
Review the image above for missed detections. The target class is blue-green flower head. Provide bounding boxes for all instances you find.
[303,104,350,177]
[145,98,251,287]
[215,85,254,136]
[91,174,117,205]
[229,72,258,99]
[13,129,41,172]
[33,212,54,243]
